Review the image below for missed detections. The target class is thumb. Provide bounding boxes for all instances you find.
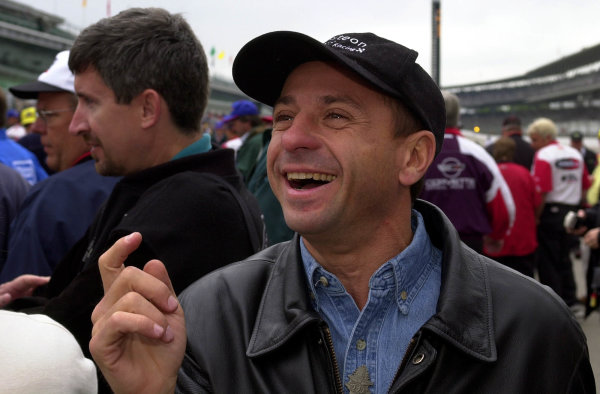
[98,232,143,292]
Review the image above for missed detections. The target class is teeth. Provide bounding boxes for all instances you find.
[287,172,337,182]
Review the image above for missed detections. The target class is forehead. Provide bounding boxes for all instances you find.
[74,67,111,96]
[278,61,388,105]
[37,91,74,106]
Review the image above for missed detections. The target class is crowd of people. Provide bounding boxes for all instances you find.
[0,6,597,393]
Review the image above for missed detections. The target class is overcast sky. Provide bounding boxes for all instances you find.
[12,0,600,86]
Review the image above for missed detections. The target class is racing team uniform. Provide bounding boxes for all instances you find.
[420,128,515,252]
[532,141,590,306]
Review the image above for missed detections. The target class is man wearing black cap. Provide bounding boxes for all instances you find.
[570,131,597,175]
[90,31,594,393]
[1,50,120,282]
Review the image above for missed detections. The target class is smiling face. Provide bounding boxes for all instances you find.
[268,61,414,243]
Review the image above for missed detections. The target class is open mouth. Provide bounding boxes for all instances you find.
[287,172,337,190]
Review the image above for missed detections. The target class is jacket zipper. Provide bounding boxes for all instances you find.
[388,336,417,393]
[323,325,344,393]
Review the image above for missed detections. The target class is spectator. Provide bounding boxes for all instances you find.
[5,109,25,141]
[587,130,600,206]
[486,114,535,170]
[0,90,48,185]
[19,106,37,134]
[566,204,600,316]
[420,91,515,253]
[221,100,266,180]
[570,130,597,175]
[529,117,590,307]
[90,30,593,393]
[0,163,29,270]
[1,9,264,392]
[484,137,542,277]
[1,50,120,281]
[245,128,294,245]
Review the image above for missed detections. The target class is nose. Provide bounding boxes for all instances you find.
[30,116,46,135]
[68,105,87,136]
[280,113,321,152]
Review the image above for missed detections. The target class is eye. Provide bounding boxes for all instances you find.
[275,114,293,122]
[326,111,346,120]
[78,96,95,107]
[273,112,294,131]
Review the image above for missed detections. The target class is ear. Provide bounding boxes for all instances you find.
[138,89,161,129]
[398,130,436,186]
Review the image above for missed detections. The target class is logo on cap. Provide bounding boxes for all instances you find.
[326,35,368,53]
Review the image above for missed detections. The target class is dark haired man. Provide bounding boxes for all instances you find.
[486,115,535,170]
[1,50,120,282]
[91,30,594,393]
[1,8,264,380]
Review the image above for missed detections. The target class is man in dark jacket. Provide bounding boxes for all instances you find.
[90,30,594,393]
[0,8,264,387]
[486,115,535,170]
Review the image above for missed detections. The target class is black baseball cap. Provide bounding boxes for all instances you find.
[232,31,446,155]
[571,131,583,141]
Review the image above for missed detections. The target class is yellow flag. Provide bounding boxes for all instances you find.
[217,51,225,60]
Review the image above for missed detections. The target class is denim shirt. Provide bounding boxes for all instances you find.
[301,210,442,393]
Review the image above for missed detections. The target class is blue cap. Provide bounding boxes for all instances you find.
[7,109,19,118]
[222,100,258,123]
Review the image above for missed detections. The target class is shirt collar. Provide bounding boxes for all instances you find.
[171,133,211,161]
[444,127,462,136]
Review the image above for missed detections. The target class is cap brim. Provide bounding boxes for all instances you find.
[233,31,363,107]
[9,81,66,99]
[222,114,238,123]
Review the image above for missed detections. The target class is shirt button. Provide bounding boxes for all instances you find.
[400,290,408,300]
[319,276,329,287]
[356,339,367,351]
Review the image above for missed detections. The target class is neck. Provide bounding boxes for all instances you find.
[303,209,413,310]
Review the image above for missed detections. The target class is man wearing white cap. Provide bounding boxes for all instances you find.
[0,51,120,282]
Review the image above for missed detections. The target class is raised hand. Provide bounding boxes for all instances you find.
[89,232,186,394]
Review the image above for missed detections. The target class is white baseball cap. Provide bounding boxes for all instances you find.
[9,50,75,99]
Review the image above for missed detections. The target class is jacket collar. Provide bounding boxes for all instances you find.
[117,147,240,191]
[247,199,496,362]
[416,199,497,362]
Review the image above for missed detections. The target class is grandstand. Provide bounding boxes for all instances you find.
[445,43,600,136]
[2,0,598,125]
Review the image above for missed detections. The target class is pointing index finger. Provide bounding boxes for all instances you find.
[98,232,143,292]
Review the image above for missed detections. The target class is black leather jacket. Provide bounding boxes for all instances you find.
[177,200,595,393]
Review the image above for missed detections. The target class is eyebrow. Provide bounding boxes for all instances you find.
[274,94,362,110]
